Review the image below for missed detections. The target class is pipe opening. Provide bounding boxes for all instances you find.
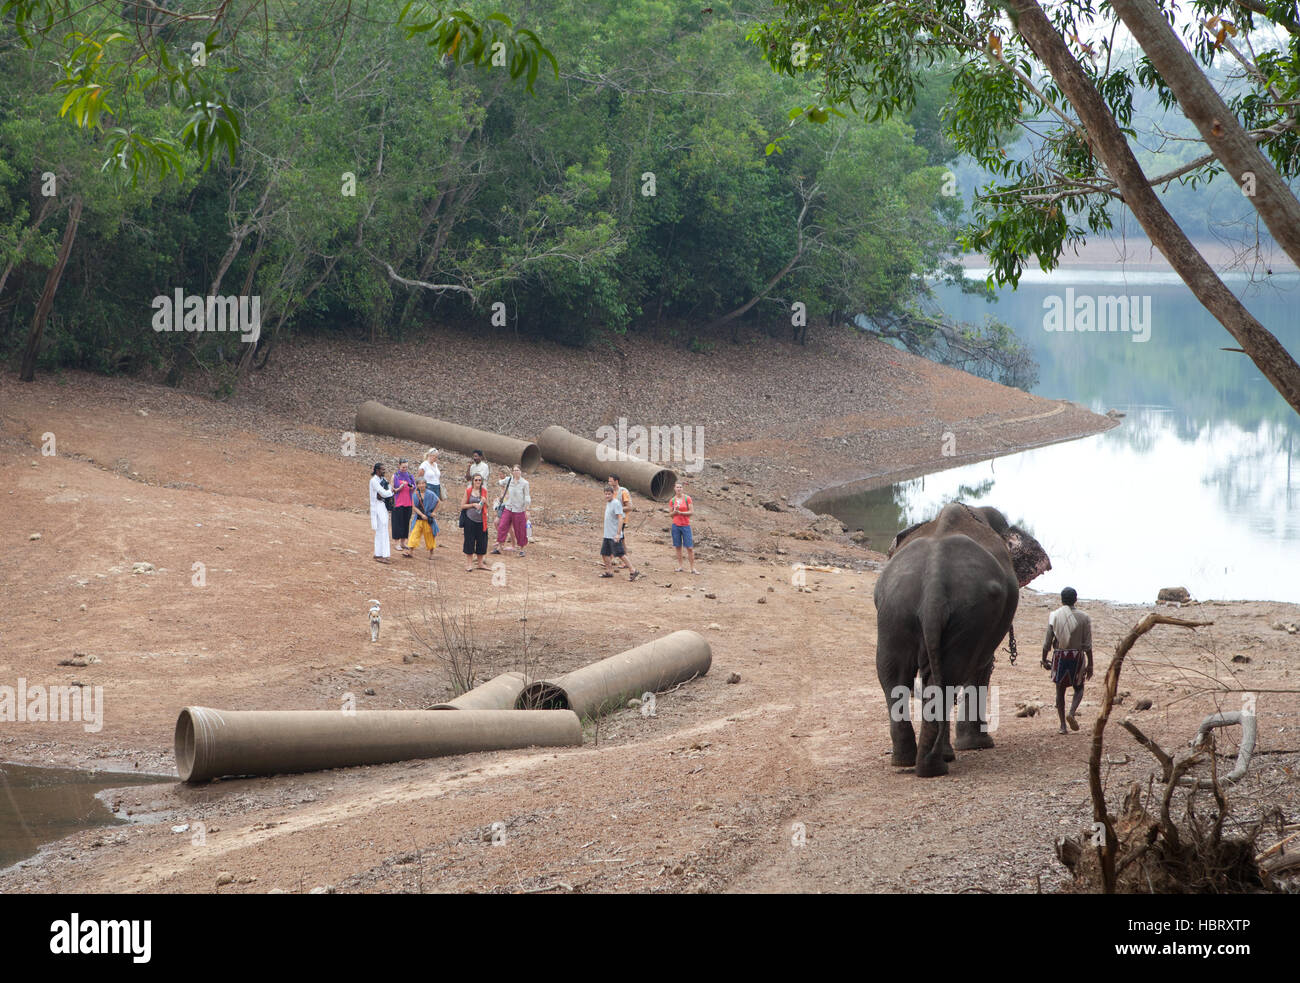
[520,444,542,472]
[174,708,196,782]
[516,682,570,711]
[649,468,675,501]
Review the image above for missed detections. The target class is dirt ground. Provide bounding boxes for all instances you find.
[1,328,1296,893]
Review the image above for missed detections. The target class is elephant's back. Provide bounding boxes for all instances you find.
[874,537,936,612]
[924,536,1019,632]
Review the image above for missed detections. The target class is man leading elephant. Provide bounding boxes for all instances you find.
[1041,587,1093,734]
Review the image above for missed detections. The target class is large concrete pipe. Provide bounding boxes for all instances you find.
[356,400,541,471]
[429,672,530,710]
[175,706,580,782]
[537,425,676,501]
[516,630,711,720]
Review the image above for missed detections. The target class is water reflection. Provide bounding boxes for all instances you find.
[824,407,1300,603]
[931,272,1300,433]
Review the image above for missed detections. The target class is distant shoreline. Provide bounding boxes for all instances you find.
[959,238,1299,274]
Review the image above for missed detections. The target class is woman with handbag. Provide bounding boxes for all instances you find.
[491,466,531,557]
[460,474,490,571]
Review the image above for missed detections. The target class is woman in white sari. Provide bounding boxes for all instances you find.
[369,463,395,563]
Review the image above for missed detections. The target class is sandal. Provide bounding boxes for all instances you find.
[491,548,502,555]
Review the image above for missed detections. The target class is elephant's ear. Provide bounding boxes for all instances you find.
[887,521,926,557]
[974,506,1010,536]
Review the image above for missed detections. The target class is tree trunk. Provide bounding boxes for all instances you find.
[18,195,83,383]
[707,185,816,333]
[707,249,802,332]
[1109,0,1300,269]
[1009,0,1300,417]
[0,195,58,300]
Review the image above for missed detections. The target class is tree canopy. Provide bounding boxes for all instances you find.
[3,1,1021,390]
[751,0,1300,414]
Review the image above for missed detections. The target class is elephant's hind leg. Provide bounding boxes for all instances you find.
[915,718,950,777]
[882,680,918,767]
[954,659,997,752]
[954,719,996,750]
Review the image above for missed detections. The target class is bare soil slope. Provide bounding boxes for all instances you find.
[1,329,1295,893]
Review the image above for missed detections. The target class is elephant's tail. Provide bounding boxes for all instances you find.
[918,588,946,698]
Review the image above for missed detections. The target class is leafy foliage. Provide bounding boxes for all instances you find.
[1,0,1028,387]
[752,0,1300,286]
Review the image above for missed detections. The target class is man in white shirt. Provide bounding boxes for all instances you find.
[1040,587,1093,734]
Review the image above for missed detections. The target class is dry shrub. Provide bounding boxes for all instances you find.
[1058,612,1294,894]
[1060,777,1269,894]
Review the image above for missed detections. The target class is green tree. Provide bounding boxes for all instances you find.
[752,0,1300,415]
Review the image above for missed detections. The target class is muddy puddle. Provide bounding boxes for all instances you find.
[0,762,170,869]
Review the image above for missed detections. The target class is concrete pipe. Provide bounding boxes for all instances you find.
[355,400,541,471]
[537,425,676,501]
[428,672,530,710]
[517,630,711,720]
[175,706,580,783]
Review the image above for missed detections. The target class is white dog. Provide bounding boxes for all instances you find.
[368,599,381,643]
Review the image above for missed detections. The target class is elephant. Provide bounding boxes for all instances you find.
[874,502,1051,777]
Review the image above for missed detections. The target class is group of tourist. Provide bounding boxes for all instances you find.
[368,451,698,577]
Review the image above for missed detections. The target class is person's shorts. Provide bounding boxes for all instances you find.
[601,537,625,558]
[1051,649,1087,687]
[671,524,693,549]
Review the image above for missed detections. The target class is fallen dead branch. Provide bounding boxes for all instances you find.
[1057,608,1294,894]
[1087,613,1212,893]
[1119,719,1172,782]
[1179,710,1258,788]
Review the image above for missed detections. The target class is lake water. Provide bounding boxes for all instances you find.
[819,269,1300,603]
